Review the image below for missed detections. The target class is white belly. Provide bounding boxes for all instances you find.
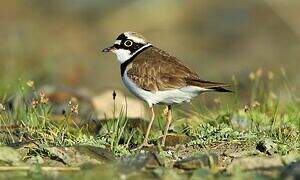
[122,72,207,107]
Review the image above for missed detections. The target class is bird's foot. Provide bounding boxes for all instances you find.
[138,142,154,149]
[161,140,166,147]
[161,134,170,147]
[133,142,154,151]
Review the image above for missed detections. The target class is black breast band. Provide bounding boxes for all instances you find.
[120,45,153,77]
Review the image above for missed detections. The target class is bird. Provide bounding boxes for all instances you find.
[102,32,231,149]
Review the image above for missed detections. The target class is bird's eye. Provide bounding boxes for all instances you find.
[124,40,133,47]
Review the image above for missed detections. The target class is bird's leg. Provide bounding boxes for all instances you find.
[162,106,169,117]
[137,106,155,149]
[162,105,172,147]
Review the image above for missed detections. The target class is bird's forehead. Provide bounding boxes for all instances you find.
[116,32,146,44]
[114,40,122,45]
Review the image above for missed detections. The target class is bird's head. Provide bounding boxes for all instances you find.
[102,32,151,63]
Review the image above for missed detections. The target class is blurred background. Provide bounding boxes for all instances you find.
[0,0,299,100]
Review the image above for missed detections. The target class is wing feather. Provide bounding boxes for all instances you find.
[126,47,230,92]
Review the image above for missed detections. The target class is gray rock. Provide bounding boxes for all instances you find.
[174,153,218,170]
[227,156,283,173]
[281,161,300,180]
[159,134,192,147]
[43,145,115,166]
[25,155,44,165]
[120,152,164,173]
[74,145,115,162]
[0,146,22,165]
[16,141,39,158]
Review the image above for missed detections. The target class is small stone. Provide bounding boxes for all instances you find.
[144,153,164,169]
[281,161,300,180]
[16,142,39,158]
[174,153,218,170]
[45,147,73,165]
[227,156,283,173]
[26,156,44,165]
[43,146,115,167]
[120,152,164,173]
[0,146,22,165]
[75,145,115,162]
[256,138,277,155]
[159,135,192,147]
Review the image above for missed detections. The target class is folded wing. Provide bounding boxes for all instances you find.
[126,46,231,92]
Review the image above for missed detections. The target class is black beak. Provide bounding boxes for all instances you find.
[102,46,115,53]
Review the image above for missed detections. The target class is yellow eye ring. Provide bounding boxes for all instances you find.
[124,40,133,47]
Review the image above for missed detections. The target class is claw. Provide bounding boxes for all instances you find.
[133,142,154,151]
[139,143,154,149]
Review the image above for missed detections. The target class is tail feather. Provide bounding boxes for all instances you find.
[208,86,233,93]
[186,78,233,93]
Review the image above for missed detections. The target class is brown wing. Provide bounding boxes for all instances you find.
[127,46,229,92]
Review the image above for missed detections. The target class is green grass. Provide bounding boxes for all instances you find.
[0,71,299,179]
[0,72,299,153]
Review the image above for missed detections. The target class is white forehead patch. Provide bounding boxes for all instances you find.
[114,40,121,45]
[124,32,146,44]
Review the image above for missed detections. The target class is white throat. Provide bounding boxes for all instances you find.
[113,43,152,64]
